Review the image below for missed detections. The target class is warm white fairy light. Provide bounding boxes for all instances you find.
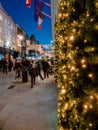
[61,89,66,94]
[72,29,76,32]
[65,13,69,17]
[58,13,62,18]
[64,103,69,110]
[75,114,78,119]
[86,11,90,17]
[89,105,93,109]
[81,58,86,64]
[89,123,93,127]
[69,35,74,41]
[84,39,87,43]
[84,104,88,109]
[80,58,87,69]
[90,95,94,99]
[88,73,93,78]
[90,18,94,22]
[71,66,76,71]
[81,21,85,24]
[82,64,87,69]
[63,75,67,80]
[91,47,95,51]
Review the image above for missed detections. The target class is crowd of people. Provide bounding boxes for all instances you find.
[0,57,13,73]
[0,57,54,88]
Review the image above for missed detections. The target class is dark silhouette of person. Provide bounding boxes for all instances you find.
[8,57,13,71]
[41,57,50,78]
[2,58,8,74]
[14,60,22,79]
[35,60,44,81]
[29,60,36,88]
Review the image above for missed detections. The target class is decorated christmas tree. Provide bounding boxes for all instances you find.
[55,0,98,129]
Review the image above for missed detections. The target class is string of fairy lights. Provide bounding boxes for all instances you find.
[54,0,98,129]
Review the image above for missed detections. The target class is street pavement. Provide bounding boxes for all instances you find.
[0,71,57,130]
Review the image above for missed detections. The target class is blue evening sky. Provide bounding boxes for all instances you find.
[0,0,53,45]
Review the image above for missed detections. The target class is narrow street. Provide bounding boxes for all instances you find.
[0,71,57,130]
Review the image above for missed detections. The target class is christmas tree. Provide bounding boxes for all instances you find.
[55,0,98,129]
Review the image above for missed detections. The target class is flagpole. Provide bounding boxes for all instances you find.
[41,11,51,19]
[44,2,51,7]
[40,0,51,7]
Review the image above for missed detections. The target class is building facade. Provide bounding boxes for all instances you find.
[0,3,17,50]
[0,3,29,59]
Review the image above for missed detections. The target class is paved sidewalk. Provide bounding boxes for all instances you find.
[0,71,57,130]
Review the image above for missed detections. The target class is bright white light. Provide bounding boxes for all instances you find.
[17,35,24,40]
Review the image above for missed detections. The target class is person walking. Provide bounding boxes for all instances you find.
[28,60,36,88]
[14,60,22,80]
[35,60,44,81]
[2,58,8,74]
[41,57,50,79]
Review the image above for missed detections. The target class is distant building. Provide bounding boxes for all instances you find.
[0,3,17,50]
[0,3,29,59]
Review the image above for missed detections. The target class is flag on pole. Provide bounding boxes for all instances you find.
[40,0,51,7]
[34,0,51,30]
[26,0,32,8]
[37,12,46,30]
[34,0,45,20]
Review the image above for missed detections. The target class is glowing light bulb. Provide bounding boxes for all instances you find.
[90,95,94,99]
[61,89,66,94]
[90,18,94,22]
[84,39,87,43]
[64,103,68,110]
[71,66,75,71]
[58,13,62,18]
[82,64,87,69]
[89,105,93,109]
[84,104,88,109]
[63,75,67,80]
[89,123,93,127]
[88,73,93,78]
[69,36,74,41]
[65,13,69,17]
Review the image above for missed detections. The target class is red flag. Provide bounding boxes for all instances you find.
[37,12,46,30]
[26,0,32,8]
[26,0,32,4]
[26,5,31,8]
[37,24,41,30]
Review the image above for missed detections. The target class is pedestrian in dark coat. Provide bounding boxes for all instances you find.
[29,60,36,88]
[2,58,8,74]
[35,60,44,81]
[14,60,22,79]
[41,57,50,78]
